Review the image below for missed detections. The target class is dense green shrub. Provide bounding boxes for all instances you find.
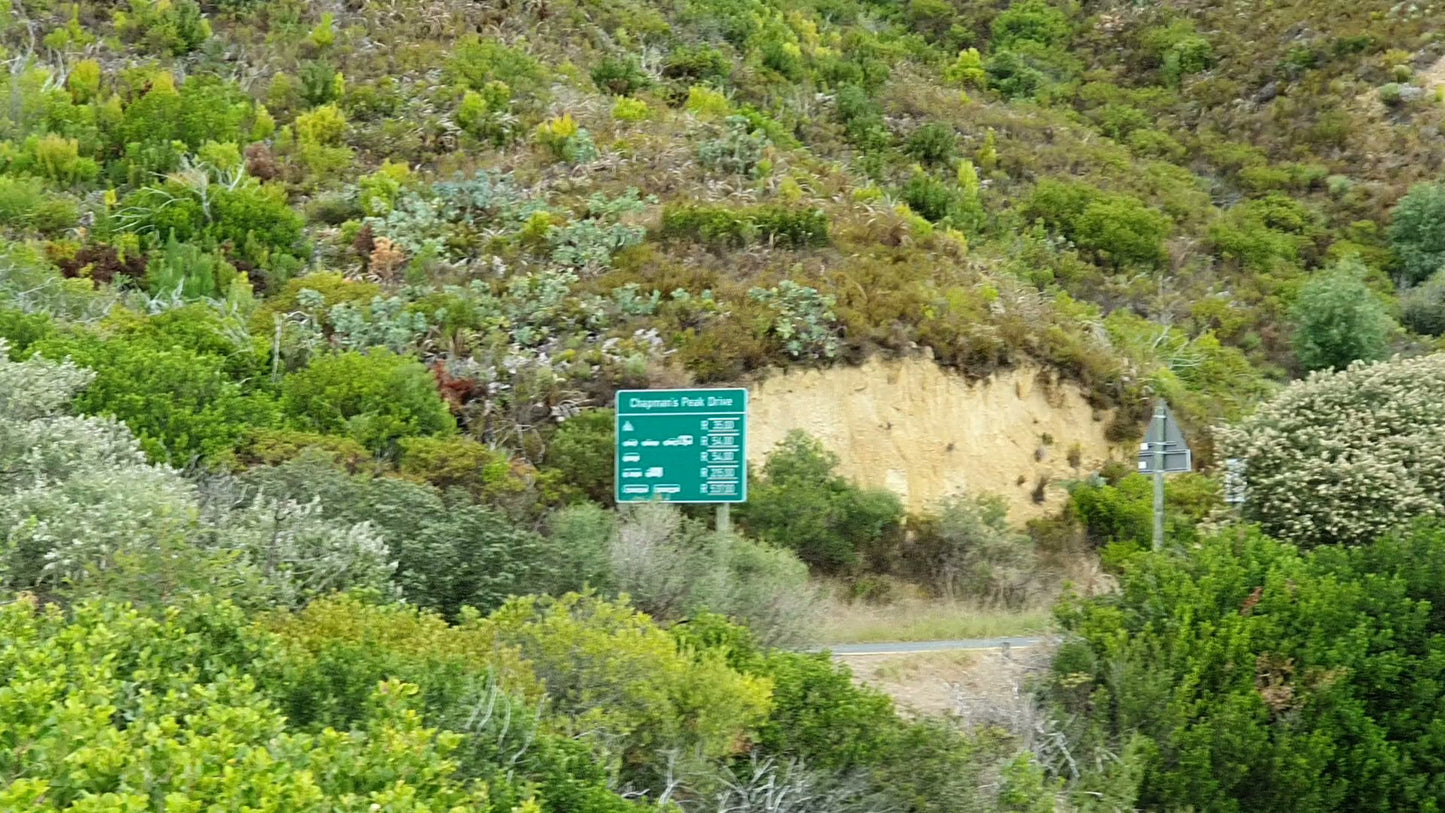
[0,308,54,356]
[739,431,904,573]
[0,176,80,232]
[905,122,957,167]
[114,0,211,55]
[1070,195,1170,267]
[448,36,547,99]
[543,408,615,504]
[590,55,650,96]
[1068,472,1222,552]
[903,170,962,223]
[30,328,276,465]
[114,171,307,278]
[0,598,508,810]
[260,595,646,813]
[1389,181,1445,286]
[484,592,772,775]
[990,0,1070,49]
[1050,525,1445,811]
[1400,268,1445,335]
[1024,180,1169,266]
[280,349,455,455]
[1290,258,1395,372]
[239,452,550,618]
[144,233,241,300]
[0,347,390,604]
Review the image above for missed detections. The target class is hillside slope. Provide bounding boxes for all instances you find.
[9,0,1443,464]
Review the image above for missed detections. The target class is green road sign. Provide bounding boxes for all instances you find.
[615,388,748,503]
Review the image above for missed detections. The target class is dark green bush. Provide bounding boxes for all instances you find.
[905,122,958,167]
[1401,269,1445,336]
[241,452,547,618]
[1050,524,1445,811]
[833,84,892,151]
[990,0,1070,49]
[543,409,615,505]
[903,171,961,223]
[590,55,650,96]
[738,430,904,573]
[1389,181,1445,286]
[30,328,278,465]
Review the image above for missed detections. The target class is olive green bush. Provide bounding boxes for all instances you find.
[1400,268,1445,336]
[236,451,547,618]
[903,493,1036,604]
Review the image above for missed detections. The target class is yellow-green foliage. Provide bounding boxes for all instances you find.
[685,84,731,118]
[28,133,98,183]
[67,58,102,102]
[295,103,347,145]
[0,598,497,810]
[357,159,412,216]
[611,96,651,121]
[478,593,772,762]
[307,11,335,49]
[398,434,527,500]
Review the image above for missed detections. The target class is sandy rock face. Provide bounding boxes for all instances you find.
[746,356,1124,521]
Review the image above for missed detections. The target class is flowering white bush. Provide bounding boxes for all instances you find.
[0,341,393,602]
[1218,353,1445,546]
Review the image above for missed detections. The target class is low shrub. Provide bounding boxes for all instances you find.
[659,204,828,249]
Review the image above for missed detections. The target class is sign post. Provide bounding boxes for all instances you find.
[1137,401,1192,551]
[615,388,748,531]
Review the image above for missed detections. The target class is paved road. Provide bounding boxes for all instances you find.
[814,636,1046,656]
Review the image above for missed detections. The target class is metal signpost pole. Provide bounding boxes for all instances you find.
[1138,400,1190,551]
[717,503,731,534]
[1152,402,1166,551]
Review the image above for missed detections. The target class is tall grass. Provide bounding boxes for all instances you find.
[818,597,1053,644]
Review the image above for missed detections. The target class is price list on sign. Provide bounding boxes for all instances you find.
[614,388,748,504]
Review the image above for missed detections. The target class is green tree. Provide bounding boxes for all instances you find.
[1290,258,1395,372]
[280,349,455,455]
[1389,180,1445,286]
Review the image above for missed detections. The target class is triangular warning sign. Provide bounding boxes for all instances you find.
[1144,403,1188,450]
[622,421,634,432]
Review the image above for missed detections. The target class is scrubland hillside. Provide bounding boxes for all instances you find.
[7,0,1445,807]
